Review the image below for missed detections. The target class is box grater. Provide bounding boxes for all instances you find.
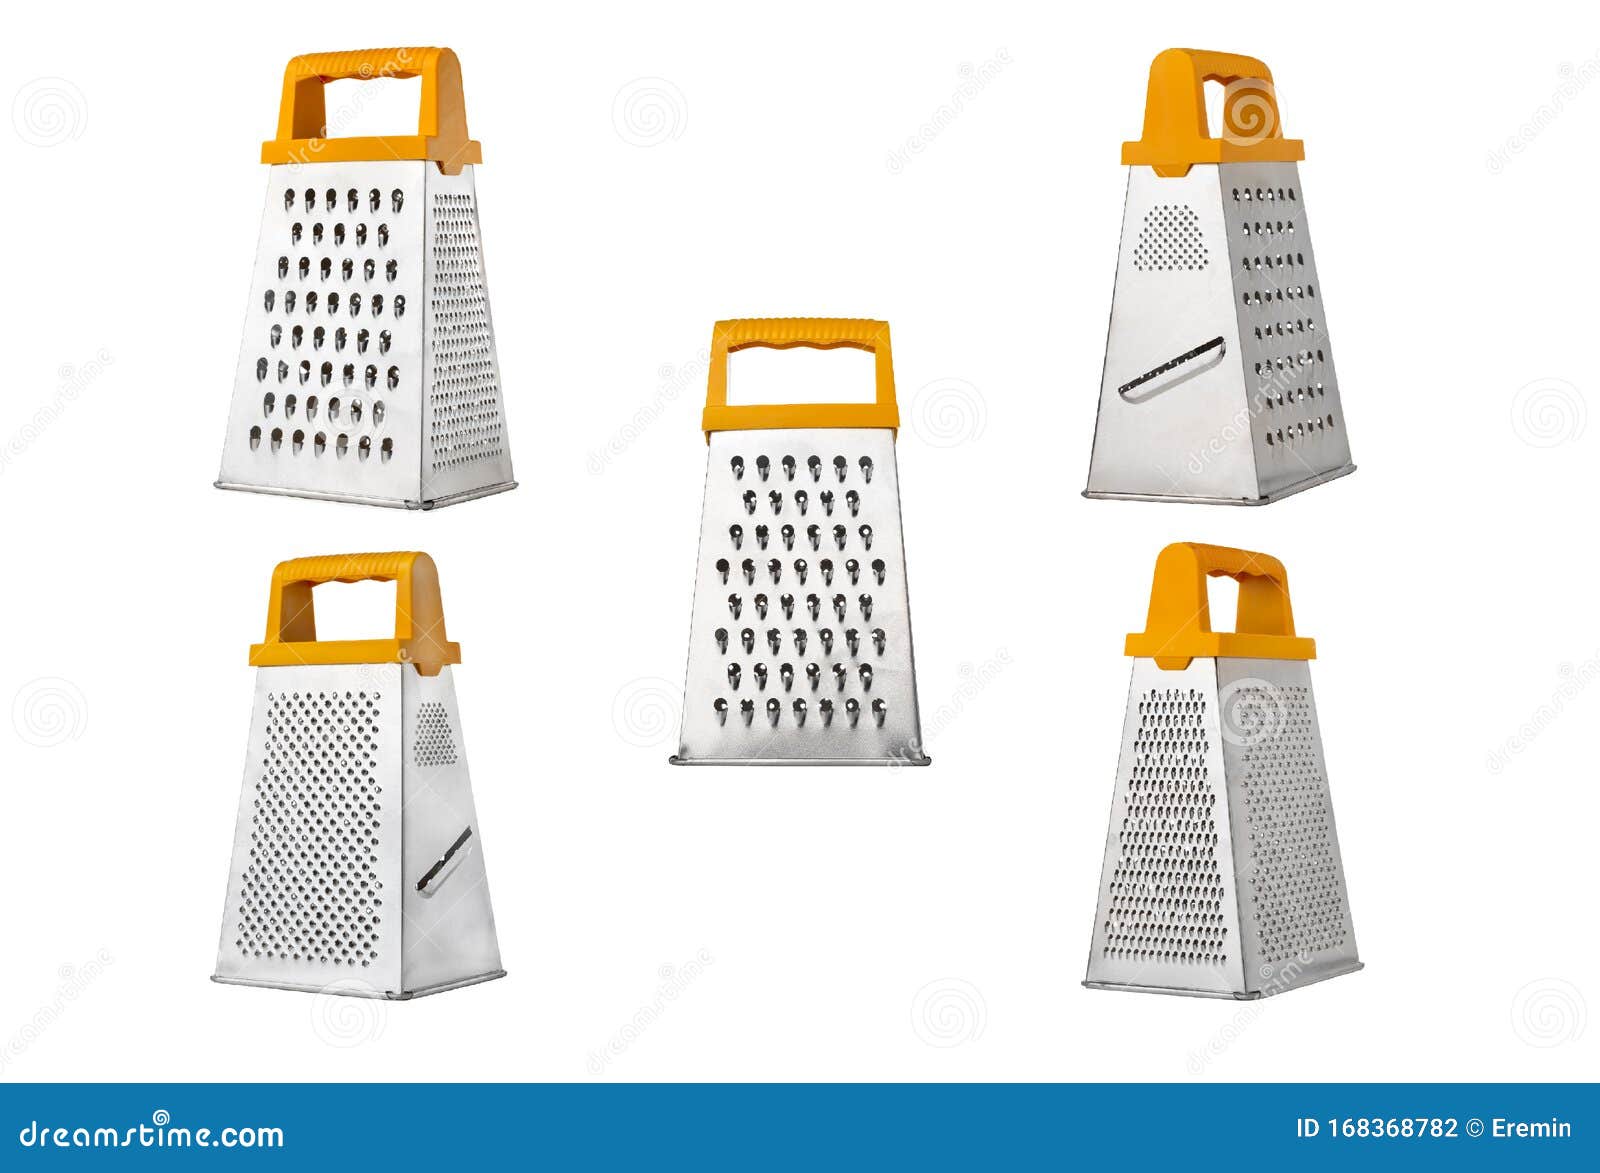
[1085,543,1360,998]
[672,319,929,766]
[216,47,515,509]
[214,552,505,999]
[1084,49,1354,505]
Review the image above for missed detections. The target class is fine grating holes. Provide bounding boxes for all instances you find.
[413,701,459,767]
[1235,684,1348,964]
[1132,204,1209,272]
[428,191,504,473]
[1101,688,1226,966]
[232,690,384,967]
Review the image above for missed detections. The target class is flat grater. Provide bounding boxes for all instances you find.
[216,47,515,509]
[672,319,929,766]
[1085,49,1354,505]
[214,552,504,999]
[1085,543,1361,999]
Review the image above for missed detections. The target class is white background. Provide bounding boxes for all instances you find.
[2,0,1596,1082]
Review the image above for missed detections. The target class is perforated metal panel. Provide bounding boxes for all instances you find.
[427,191,505,476]
[1087,657,1360,998]
[413,700,460,767]
[1085,161,1354,505]
[674,428,928,764]
[1101,686,1228,969]
[218,161,515,509]
[233,688,386,968]
[1132,204,1210,272]
[216,664,403,993]
[1217,661,1358,983]
[1220,164,1349,495]
[216,663,504,999]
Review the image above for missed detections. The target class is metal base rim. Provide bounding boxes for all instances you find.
[1083,960,1364,1000]
[211,968,506,1000]
[214,479,518,511]
[669,754,931,767]
[1083,463,1356,507]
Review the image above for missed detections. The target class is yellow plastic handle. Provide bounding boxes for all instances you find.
[260,47,482,175]
[702,318,899,438]
[1124,542,1316,669]
[1122,48,1305,177]
[250,551,461,676]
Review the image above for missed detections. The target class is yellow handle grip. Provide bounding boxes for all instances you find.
[1124,542,1316,669]
[260,47,481,175]
[1122,48,1304,177]
[250,551,461,676]
[702,318,899,438]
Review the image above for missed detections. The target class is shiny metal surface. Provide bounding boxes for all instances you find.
[1085,656,1360,998]
[674,428,928,765]
[217,161,515,509]
[1085,162,1353,505]
[214,664,504,999]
